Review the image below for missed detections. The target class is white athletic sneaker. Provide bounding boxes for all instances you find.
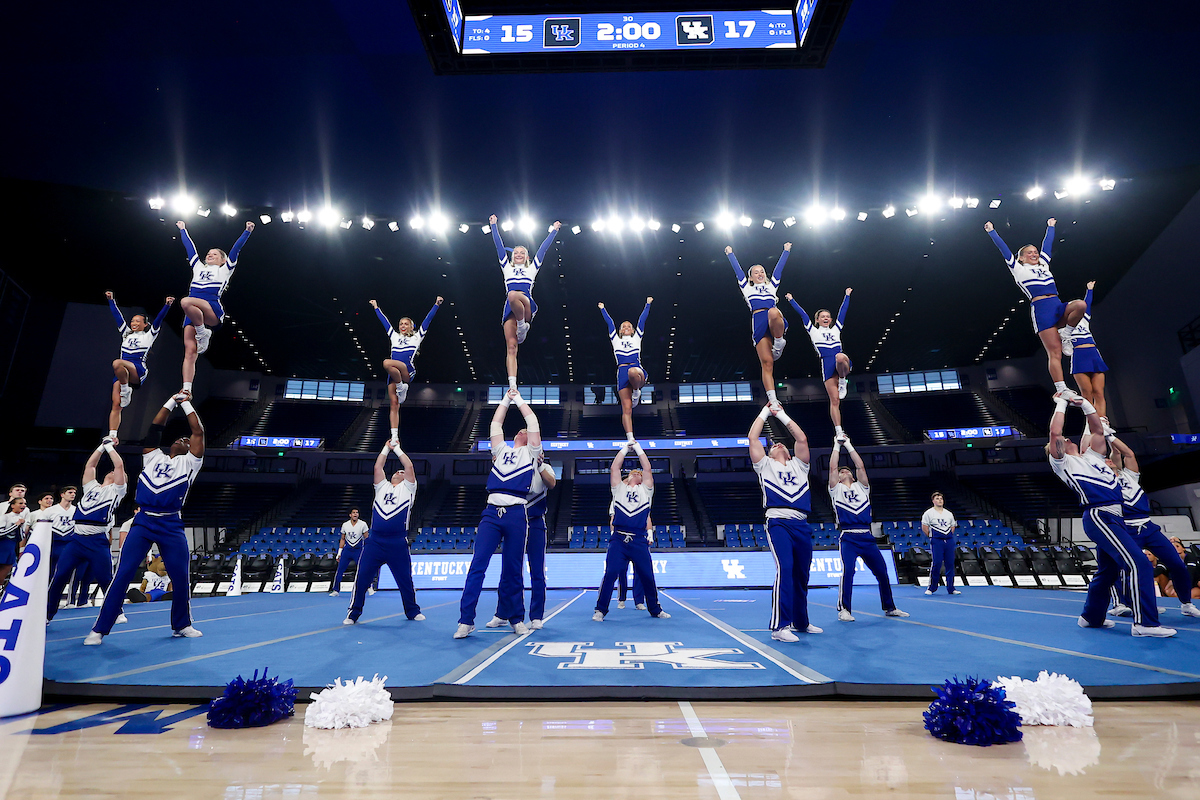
[83,632,103,646]
[396,382,409,403]
[617,601,625,609]
[1078,616,1115,629]
[771,628,799,642]
[413,613,426,621]
[1108,604,1133,617]
[1132,624,1177,638]
[924,589,935,595]
[1180,603,1200,618]
[530,619,544,630]
[838,377,848,400]
[453,624,474,639]
[512,622,530,635]
[1100,417,1116,436]
[343,617,356,625]
[119,384,132,408]
[805,624,823,634]
[1059,327,1075,356]
[367,587,376,595]
[328,591,339,597]
[635,603,647,611]
[885,609,910,617]
[837,609,855,622]
[771,336,786,361]
[485,615,507,628]
[654,611,671,619]
[592,611,604,622]
[1053,387,1082,402]
[516,319,530,344]
[194,326,211,355]
[631,388,641,407]
[173,626,203,638]
[949,590,962,595]
[116,613,128,624]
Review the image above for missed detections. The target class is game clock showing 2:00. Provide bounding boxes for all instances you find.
[462,10,804,54]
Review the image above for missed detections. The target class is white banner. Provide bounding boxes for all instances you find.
[266,557,286,593]
[0,521,51,718]
[223,556,243,596]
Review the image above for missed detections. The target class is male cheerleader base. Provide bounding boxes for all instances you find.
[593,442,667,620]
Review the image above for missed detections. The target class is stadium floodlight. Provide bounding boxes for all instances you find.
[361,216,375,230]
[671,223,681,233]
[694,222,705,232]
[1099,178,1116,191]
[259,214,272,224]
[1054,190,1069,199]
[592,219,606,232]
[830,207,846,221]
[388,221,400,232]
[738,215,752,227]
[481,224,491,234]
[296,209,312,223]
[518,216,534,234]
[500,219,514,231]
[783,216,796,227]
[918,195,942,213]
[989,199,1002,208]
[318,206,339,227]
[804,205,826,225]
[607,214,624,233]
[196,207,211,217]
[905,207,918,217]
[857,211,868,221]
[882,205,896,218]
[171,193,195,214]
[1064,176,1091,196]
[148,197,165,210]
[715,210,735,229]
[280,210,294,222]
[221,203,237,217]
[648,219,661,231]
[459,223,470,233]
[762,219,775,229]
[428,212,449,233]
[629,216,645,232]
[949,196,964,209]
[339,219,352,229]
[965,197,980,208]
[1025,186,1043,200]
[409,215,425,230]
[571,225,581,235]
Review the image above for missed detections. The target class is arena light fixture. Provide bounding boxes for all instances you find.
[280,210,294,223]
[501,219,514,231]
[694,221,705,232]
[671,223,681,233]
[648,219,661,231]
[459,223,470,233]
[1054,190,1069,200]
[607,214,624,233]
[1025,186,1043,200]
[738,215,752,227]
[804,205,826,225]
[762,219,775,229]
[949,196,964,209]
[966,197,980,208]
[857,212,868,221]
[989,199,1002,209]
[409,215,425,230]
[715,211,735,230]
[339,219,352,229]
[317,206,339,227]
[171,193,195,214]
[296,209,312,223]
[259,214,272,224]
[518,216,534,234]
[148,197,165,210]
[196,207,211,217]
[592,219,606,232]
[571,225,582,235]
[481,224,491,234]
[783,216,796,227]
[918,195,942,213]
[905,207,918,217]
[428,212,449,233]
[629,216,645,232]
[1099,178,1116,191]
[221,203,237,217]
[830,207,847,221]
[388,221,399,232]
[361,216,375,230]
[882,205,896,218]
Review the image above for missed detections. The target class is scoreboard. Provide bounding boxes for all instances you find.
[461,9,808,55]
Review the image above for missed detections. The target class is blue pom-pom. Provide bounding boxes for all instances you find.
[924,675,1023,746]
[207,668,298,729]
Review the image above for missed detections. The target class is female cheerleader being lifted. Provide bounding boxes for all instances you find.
[105,292,173,441]
[725,242,791,408]
[598,297,652,442]
[786,288,853,438]
[489,214,561,390]
[369,297,442,445]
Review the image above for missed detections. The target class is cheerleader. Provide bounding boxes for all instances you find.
[1064,281,1110,423]
[725,243,791,406]
[0,497,28,588]
[984,218,1086,397]
[105,292,173,440]
[786,289,853,436]
[598,297,652,441]
[369,297,443,445]
[486,457,556,630]
[175,220,254,396]
[489,215,561,390]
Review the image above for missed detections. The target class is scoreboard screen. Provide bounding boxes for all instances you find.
[462,9,805,55]
[441,0,464,52]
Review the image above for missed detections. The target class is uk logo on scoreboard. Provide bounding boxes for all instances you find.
[543,17,581,48]
[676,15,715,45]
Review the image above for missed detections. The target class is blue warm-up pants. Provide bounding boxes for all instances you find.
[595,531,661,616]
[766,517,813,631]
[348,534,419,621]
[837,530,896,613]
[460,504,528,626]
[93,513,192,635]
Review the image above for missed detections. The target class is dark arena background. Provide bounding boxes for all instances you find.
[2,1,1200,797]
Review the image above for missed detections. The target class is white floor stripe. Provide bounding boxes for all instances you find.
[919,596,1200,634]
[453,591,586,685]
[46,601,330,643]
[678,701,741,800]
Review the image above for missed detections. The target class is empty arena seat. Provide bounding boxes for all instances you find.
[977,546,1011,585]
[1001,546,1036,586]
[195,555,223,581]
[244,556,273,581]
[311,556,337,581]
[955,546,985,583]
[1024,546,1062,586]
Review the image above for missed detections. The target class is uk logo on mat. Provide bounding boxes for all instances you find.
[527,642,763,670]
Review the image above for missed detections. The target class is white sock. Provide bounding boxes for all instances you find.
[1054,381,1067,392]
[183,382,193,392]
[767,390,778,404]
[835,426,844,436]
[390,427,398,440]
[109,430,118,438]
[508,376,517,390]
[626,432,635,442]
[194,323,207,334]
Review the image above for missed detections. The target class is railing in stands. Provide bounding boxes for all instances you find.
[1150,502,1197,530]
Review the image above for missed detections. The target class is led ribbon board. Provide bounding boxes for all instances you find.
[924,426,1015,441]
[238,436,323,449]
[477,436,766,452]
[1170,434,1200,444]
[462,9,801,54]
[441,0,464,52]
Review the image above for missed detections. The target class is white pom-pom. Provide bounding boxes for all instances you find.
[1023,727,1101,775]
[304,675,394,729]
[995,671,1093,727]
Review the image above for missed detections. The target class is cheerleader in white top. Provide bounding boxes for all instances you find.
[368,297,443,444]
[748,402,821,641]
[1047,395,1175,636]
[829,435,907,620]
[489,214,562,390]
[105,292,174,440]
[1064,281,1111,423]
[598,297,652,441]
[786,288,853,436]
[984,218,1086,397]
[920,493,958,595]
[0,496,28,587]
[175,219,254,397]
[330,507,369,596]
[725,243,791,406]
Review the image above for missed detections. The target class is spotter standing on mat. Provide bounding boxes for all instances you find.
[87,391,206,645]
[726,242,791,408]
[344,442,422,625]
[105,291,173,440]
[593,442,669,621]
[369,296,442,444]
[984,218,1086,397]
[456,388,542,638]
[329,507,369,597]
[829,434,908,621]
[1046,394,1176,637]
[786,289,853,437]
[490,215,561,391]
[748,402,820,641]
[175,219,254,396]
[921,492,959,596]
[598,297,652,441]
[487,456,556,631]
